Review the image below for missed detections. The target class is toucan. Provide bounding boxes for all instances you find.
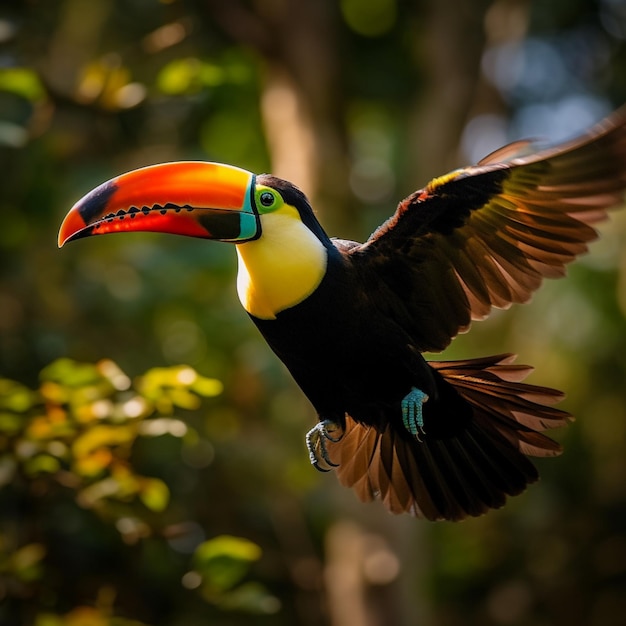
[59,110,626,521]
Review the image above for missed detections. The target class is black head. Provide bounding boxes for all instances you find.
[256,175,333,247]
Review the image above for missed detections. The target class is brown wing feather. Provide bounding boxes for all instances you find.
[352,109,626,352]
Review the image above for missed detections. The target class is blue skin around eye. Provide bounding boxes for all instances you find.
[236,176,261,241]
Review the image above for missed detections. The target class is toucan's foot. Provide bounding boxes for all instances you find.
[306,419,343,472]
[402,387,429,441]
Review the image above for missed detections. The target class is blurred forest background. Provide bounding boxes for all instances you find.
[1,0,626,625]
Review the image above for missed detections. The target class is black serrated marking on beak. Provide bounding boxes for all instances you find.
[101,203,195,221]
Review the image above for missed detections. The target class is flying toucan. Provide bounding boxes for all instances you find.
[59,110,626,521]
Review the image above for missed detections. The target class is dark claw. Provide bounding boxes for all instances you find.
[306,419,343,470]
[312,460,332,473]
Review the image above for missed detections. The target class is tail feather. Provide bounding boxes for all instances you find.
[434,355,572,454]
[326,354,572,521]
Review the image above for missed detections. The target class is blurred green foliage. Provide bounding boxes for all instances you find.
[0,360,279,624]
[0,0,625,625]
[0,358,224,514]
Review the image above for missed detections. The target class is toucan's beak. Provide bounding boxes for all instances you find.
[58,162,260,247]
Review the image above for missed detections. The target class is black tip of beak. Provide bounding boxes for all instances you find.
[58,180,119,247]
[78,180,119,223]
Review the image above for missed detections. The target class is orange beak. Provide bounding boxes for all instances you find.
[58,162,261,247]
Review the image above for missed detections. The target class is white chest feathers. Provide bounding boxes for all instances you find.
[235,211,328,320]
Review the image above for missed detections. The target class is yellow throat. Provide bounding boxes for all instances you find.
[235,205,328,320]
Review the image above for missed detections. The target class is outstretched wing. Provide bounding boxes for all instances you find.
[350,109,626,353]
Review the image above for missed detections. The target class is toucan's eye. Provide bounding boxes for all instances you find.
[260,192,274,206]
[255,187,283,213]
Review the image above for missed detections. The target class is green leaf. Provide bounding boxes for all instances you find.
[0,410,24,434]
[0,68,46,101]
[41,359,104,388]
[341,0,397,37]
[214,582,281,614]
[139,477,170,512]
[0,379,39,413]
[72,424,135,459]
[157,58,224,95]
[33,614,63,626]
[23,454,61,476]
[194,535,262,592]
[11,543,46,582]
[138,365,221,410]
[191,376,223,398]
